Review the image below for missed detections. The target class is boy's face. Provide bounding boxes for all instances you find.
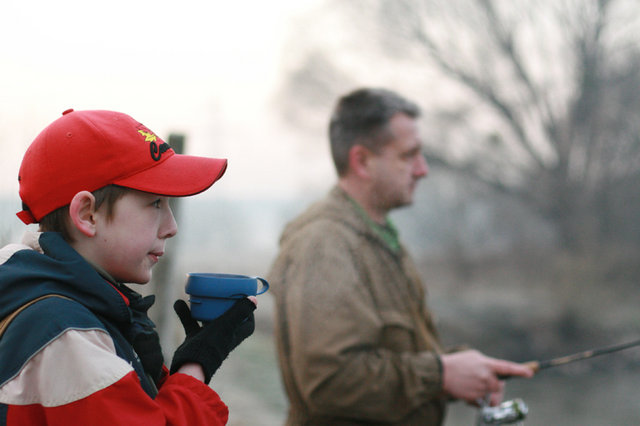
[91,190,177,284]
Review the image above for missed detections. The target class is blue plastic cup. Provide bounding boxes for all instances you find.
[185,273,269,322]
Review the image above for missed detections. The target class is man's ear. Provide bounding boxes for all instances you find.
[69,191,97,237]
[347,144,373,178]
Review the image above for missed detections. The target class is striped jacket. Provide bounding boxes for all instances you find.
[0,231,228,425]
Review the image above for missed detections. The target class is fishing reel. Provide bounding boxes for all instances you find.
[476,398,528,425]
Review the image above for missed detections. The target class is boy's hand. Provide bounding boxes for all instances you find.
[170,298,256,384]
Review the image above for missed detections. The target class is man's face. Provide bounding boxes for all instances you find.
[91,190,177,283]
[368,113,429,211]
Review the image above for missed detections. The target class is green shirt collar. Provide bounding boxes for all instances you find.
[345,194,401,253]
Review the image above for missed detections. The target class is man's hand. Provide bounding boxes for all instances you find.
[441,350,534,406]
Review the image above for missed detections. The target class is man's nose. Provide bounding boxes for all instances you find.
[415,154,429,177]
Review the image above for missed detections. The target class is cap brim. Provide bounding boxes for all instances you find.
[113,154,227,197]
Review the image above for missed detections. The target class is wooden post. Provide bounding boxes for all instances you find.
[152,133,185,359]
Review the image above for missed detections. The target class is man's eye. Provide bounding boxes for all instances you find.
[403,152,419,160]
[152,199,162,208]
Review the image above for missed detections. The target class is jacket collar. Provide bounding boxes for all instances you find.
[281,186,405,256]
[0,231,133,324]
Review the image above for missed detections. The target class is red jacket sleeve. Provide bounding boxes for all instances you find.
[7,372,227,426]
[1,329,228,425]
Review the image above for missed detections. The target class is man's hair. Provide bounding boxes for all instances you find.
[38,185,130,242]
[328,88,421,176]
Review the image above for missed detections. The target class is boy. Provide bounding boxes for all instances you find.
[0,109,256,425]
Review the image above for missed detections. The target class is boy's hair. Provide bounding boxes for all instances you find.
[328,88,421,177]
[38,185,130,242]
[17,109,228,225]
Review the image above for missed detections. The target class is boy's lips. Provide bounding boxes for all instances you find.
[149,251,164,263]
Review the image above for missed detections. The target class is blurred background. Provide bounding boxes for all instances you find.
[1,0,639,424]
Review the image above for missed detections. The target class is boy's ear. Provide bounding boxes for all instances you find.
[347,144,373,178]
[69,191,98,237]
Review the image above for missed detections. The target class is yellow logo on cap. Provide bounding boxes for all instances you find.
[138,130,157,142]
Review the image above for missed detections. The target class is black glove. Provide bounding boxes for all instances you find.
[170,298,256,384]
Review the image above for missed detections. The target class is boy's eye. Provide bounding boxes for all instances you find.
[152,199,162,208]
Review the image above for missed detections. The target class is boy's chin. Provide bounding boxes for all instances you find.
[119,273,152,285]
[133,275,152,285]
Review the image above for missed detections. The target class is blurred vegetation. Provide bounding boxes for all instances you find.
[278,0,640,254]
[270,1,640,423]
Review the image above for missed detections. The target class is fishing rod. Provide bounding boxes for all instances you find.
[506,337,640,378]
[477,338,640,425]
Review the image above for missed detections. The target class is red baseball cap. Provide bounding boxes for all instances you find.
[17,109,228,224]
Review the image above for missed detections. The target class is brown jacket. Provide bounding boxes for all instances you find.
[268,187,447,425]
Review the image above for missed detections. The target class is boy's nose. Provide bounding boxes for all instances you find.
[161,207,178,239]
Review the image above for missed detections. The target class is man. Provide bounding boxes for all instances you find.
[267,88,532,425]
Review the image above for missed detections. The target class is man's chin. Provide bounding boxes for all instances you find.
[391,199,413,211]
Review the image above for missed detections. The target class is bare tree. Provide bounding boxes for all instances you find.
[279,0,640,252]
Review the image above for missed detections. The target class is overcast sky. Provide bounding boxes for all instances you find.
[0,0,332,205]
